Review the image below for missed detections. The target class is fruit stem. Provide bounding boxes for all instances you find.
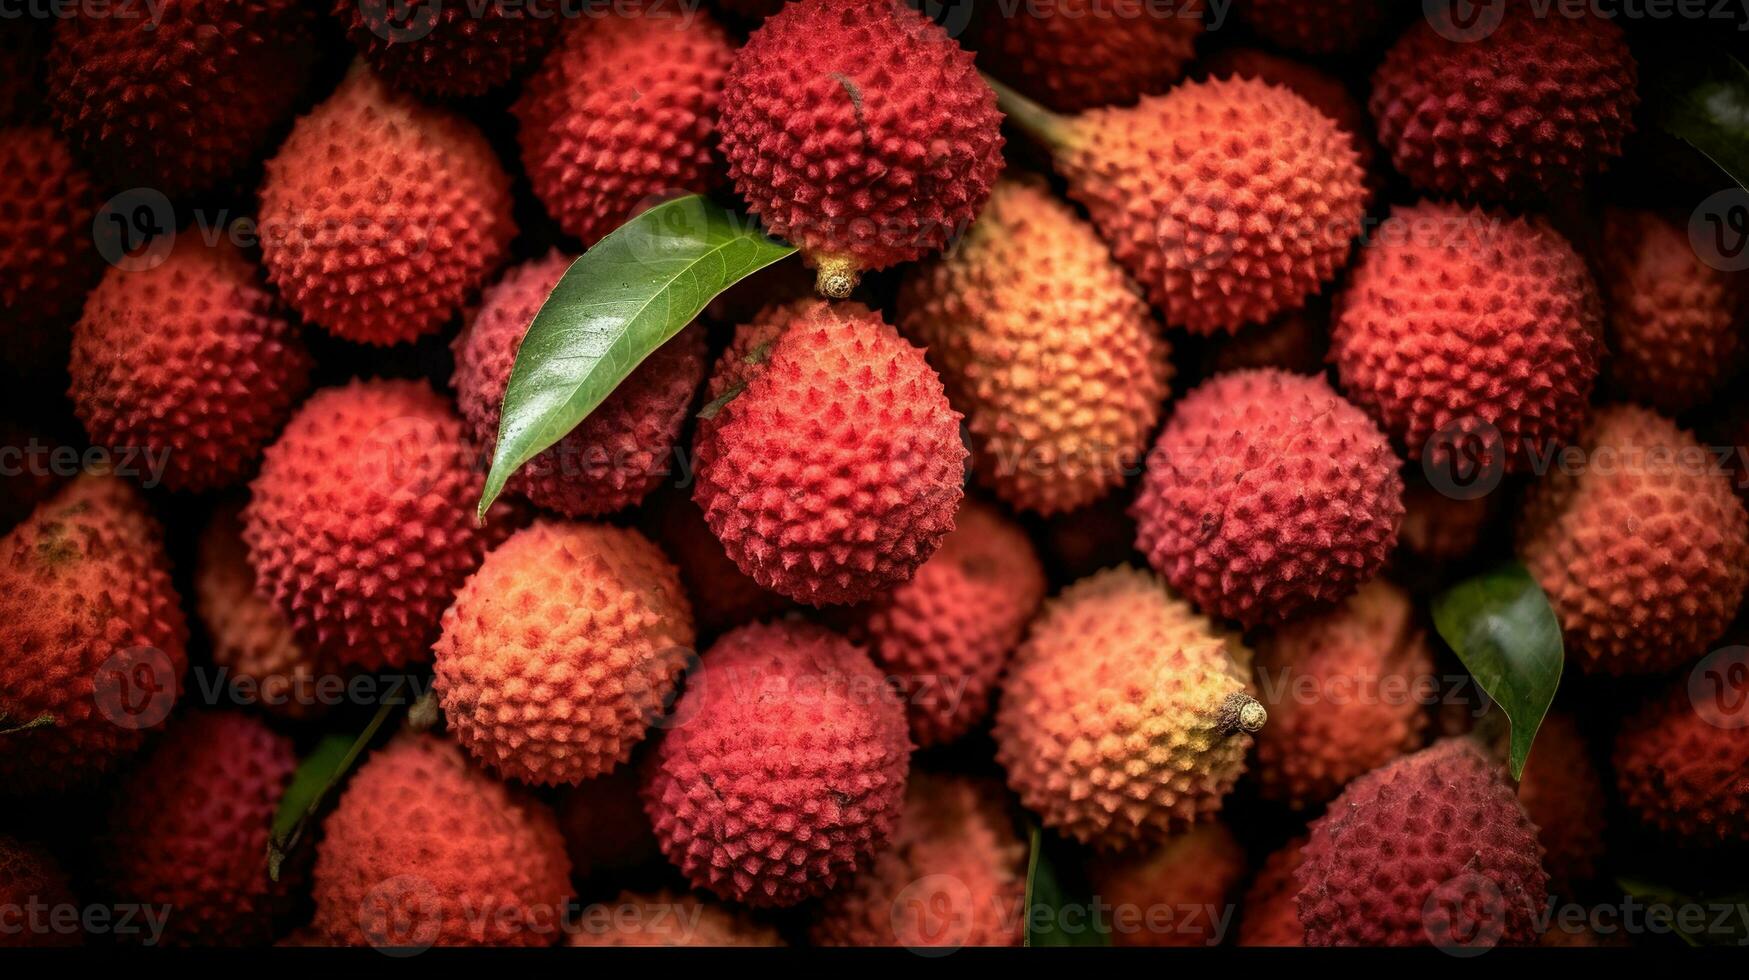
[814,254,860,299]
[982,73,1072,152]
[1217,693,1267,736]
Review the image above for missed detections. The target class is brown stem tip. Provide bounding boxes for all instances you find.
[813,255,860,299]
[1217,693,1268,736]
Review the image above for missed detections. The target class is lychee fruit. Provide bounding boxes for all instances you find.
[0,836,79,947]
[1133,370,1404,627]
[1331,201,1602,475]
[1237,837,1307,947]
[258,64,515,346]
[46,0,318,196]
[720,0,1004,296]
[335,0,560,98]
[556,765,659,880]
[898,178,1172,516]
[810,773,1027,948]
[999,75,1366,334]
[1371,6,1637,202]
[312,734,573,947]
[1199,47,1377,197]
[0,126,98,332]
[0,475,187,796]
[642,620,911,907]
[1398,478,1497,564]
[1088,823,1248,947]
[994,566,1263,849]
[101,712,296,946]
[195,507,327,721]
[1296,738,1549,948]
[452,253,708,518]
[435,520,695,786]
[1614,666,1749,846]
[692,299,966,606]
[972,0,1205,111]
[1517,404,1749,674]
[69,237,312,493]
[639,486,791,636]
[1249,580,1434,809]
[570,890,784,946]
[1518,711,1607,889]
[515,9,735,247]
[243,379,494,671]
[838,499,1044,747]
[1237,0,1392,54]
[1597,208,1745,414]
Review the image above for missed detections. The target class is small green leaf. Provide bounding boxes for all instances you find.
[1024,824,1110,947]
[478,196,797,521]
[0,712,56,736]
[267,697,402,881]
[1432,562,1563,780]
[1647,46,1749,189]
[1618,878,1749,947]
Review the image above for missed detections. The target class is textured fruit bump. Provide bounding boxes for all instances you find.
[435,521,696,785]
[899,179,1172,516]
[692,299,966,606]
[640,486,790,636]
[1371,6,1637,202]
[571,890,784,946]
[453,253,707,517]
[810,773,1027,948]
[516,10,734,246]
[196,508,326,720]
[973,0,1205,111]
[0,836,79,947]
[70,237,312,493]
[337,0,559,97]
[1296,739,1549,948]
[1134,370,1403,627]
[312,734,572,947]
[1332,201,1601,474]
[1200,48,1377,199]
[47,0,317,196]
[1518,405,1749,674]
[841,500,1046,747]
[1615,670,1749,845]
[994,567,1260,849]
[1089,823,1247,947]
[0,126,96,331]
[720,0,1004,290]
[642,621,911,907]
[259,65,514,345]
[243,380,493,671]
[102,712,295,946]
[0,476,187,795]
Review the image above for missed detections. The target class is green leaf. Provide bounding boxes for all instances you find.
[0,712,55,736]
[1024,824,1109,947]
[267,697,402,881]
[1617,878,1749,947]
[1432,562,1563,781]
[1647,46,1749,189]
[478,196,797,521]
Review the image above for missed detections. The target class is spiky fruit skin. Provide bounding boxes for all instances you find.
[1057,77,1365,334]
[994,567,1258,849]
[258,66,514,346]
[453,254,708,517]
[571,890,784,947]
[640,486,790,636]
[196,508,326,721]
[1238,0,1391,54]
[435,521,695,786]
[811,774,1027,948]
[1371,8,1637,202]
[1199,48,1377,197]
[312,734,573,947]
[1615,670,1749,846]
[642,621,911,907]
[0,476,187,795]
[1297,739,1549,948]
[1133,370,1403,627]
[693,300,966,606]
[46,1,317,196]
[0,836,79,947]
[1088,823,1247,947]
[840,500,1045,747]
[1518,405,1749,674]
[1518,712,1606,889]
[1250,581,1432,809]
[243,380,492,672]
[515,11,734,247]
[556,766,658,880]
[102,712,295,946]
[69,238,312,493]
[1237,837,1307,947]
[720,0,1004,285]
[1599,209,1745,414]
[0,126,97,331]
[898,179,1171,516]
[972,0,1204,112]
[336,0,559,98]
[1331,201,1602,474]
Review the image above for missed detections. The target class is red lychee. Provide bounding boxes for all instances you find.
[0,836,79,947]
[1614,667,1749,846]
[973,0,1205,111]
[1089,823,1248,947]
[335,0,560,98]
[0,126,98,334]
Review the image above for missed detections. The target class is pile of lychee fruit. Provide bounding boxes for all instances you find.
[1,0,1745,953]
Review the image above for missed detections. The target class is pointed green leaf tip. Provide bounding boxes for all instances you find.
[1024,823,1110,947]
[476,196,797,522]
[1647,46,1749,190]
[1431,562,1564,781]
